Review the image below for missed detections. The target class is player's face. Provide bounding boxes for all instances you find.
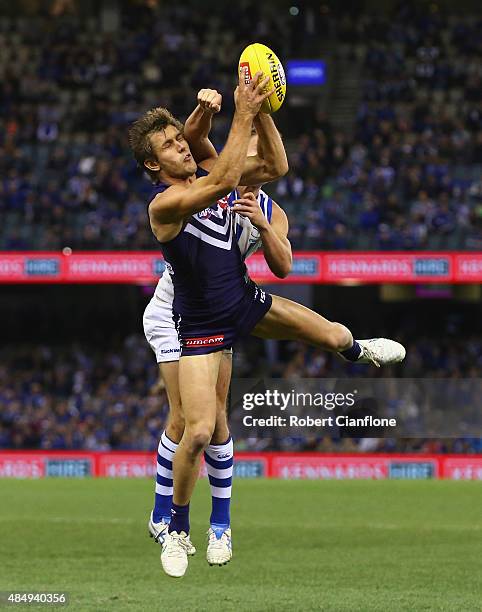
[148,125,197,180]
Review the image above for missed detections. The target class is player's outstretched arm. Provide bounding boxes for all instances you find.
[149,73,273,227]
[233,193,292,278]
[183,89,221,166]
[239,114,289,186]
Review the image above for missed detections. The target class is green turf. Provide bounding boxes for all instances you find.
[0,479,481,611]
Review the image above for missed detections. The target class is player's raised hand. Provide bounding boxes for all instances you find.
[197,88,222,114]
[232,191,269,230]
[234,70,274,117]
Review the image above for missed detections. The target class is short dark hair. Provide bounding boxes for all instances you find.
[128,107,183,183]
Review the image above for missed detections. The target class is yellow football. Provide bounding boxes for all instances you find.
[238,43,286,114]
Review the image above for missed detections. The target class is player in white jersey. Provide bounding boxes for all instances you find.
[143,90,291,569]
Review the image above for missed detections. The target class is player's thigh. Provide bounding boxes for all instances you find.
[159,361,184,423]
[251,294,336,346]
[179,352,222,430]
[216,352,232,412]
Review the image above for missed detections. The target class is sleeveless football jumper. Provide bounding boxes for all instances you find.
[149,167,272,355]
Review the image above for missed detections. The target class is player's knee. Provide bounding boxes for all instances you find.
[326,322,352,352]
[166,413,184,442]
[185,424,214,455]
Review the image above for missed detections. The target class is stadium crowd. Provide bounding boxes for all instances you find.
[1,332,481,453]
[0,2,481,251]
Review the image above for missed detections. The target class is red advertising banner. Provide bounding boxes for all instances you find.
[441,457,482,480]
[0,451,480,480]
[324,253,453,283]
[65,253,156,284]
[245,252,323,283]
[98,453,157,478]
[0,454,45,478]
[0,253,64,283]
[0,251,481,284]
[454,253,482,282]
[270,454,440,479]
[272,454,390,479]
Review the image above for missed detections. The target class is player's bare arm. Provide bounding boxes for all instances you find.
[148,72,273,241]
[233,192,292,278]
[238,113,289,186]
[184,88,287,187]
[198,111,289,185]
[183,89,222,165]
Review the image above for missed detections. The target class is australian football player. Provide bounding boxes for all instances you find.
[143,89,291,567]
[129,71,405,577]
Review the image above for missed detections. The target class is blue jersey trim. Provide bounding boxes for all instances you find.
[266,196,273,223]
[257,191,273,223]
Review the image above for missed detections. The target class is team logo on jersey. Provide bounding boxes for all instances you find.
[217,196,229,210]
[197,208,212,220]
[184,334,225,347]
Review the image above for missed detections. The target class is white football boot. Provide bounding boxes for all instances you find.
[206,526,232,566]
[351,338,406,367]
[161,531,191,578]
[148,512,196,555]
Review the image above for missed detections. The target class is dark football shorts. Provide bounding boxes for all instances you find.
[177,279,272,357]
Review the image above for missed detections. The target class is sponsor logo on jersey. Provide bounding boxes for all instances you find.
[184,334,225,347]
[217,453,231,459]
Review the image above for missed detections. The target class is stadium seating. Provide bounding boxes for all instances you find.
[1,332,480,452]
[0,4,480,250]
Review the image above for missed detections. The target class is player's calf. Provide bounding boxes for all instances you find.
[323,322,353,352]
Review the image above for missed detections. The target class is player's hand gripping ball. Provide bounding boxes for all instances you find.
[197,88,222,114]
[238,43,286,114]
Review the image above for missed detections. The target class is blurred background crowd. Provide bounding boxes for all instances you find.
[0,0,481,250]
[1,320,480,452]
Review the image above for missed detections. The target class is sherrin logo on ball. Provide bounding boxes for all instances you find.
[238,43,287,114]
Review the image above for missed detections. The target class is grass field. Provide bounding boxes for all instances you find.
[0,479,481,611]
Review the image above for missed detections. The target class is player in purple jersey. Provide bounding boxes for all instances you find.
[129,72,405,577]
[144,91,290,567]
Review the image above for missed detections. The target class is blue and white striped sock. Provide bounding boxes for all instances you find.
[152,431,177,524]
[204,436,233,528]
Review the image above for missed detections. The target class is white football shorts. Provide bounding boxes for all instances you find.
[143,294,181,363]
